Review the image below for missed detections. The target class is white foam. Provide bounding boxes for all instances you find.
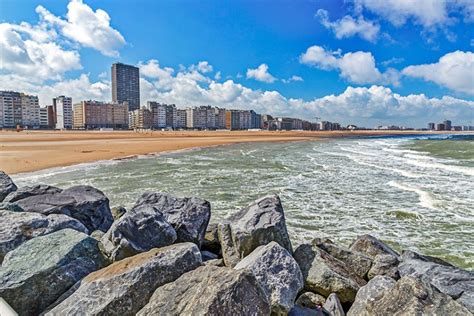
[388,180,439,210]
[402,158,474,176]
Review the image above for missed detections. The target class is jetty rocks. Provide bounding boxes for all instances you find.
[0,171,473,316]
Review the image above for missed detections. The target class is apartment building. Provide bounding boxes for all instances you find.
[111,63,140,111]
[53,96,73,129]
[176,109,187,129]
[129,108,153,129]
[73,100,128,129]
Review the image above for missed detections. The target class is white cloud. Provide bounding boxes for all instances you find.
[282,75,304,83]
[0,23,81,81]
[246,64,277,83]
[316,9,380,42]
[300,45,399,85]
[189,61,213,73]
[402,51,474,95]
[214,71,222,80]
[36,0,125,57]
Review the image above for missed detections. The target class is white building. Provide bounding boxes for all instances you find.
[53,96,73,129]
[176,109,187,128]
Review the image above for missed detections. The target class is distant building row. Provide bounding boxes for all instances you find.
[427,120,473,131]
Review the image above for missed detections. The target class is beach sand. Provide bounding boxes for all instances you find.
[0,129,459,174]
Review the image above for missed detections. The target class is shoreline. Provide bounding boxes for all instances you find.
[1,130,470,175]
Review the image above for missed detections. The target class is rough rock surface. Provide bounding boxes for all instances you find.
[0,210,88,263]
[294,243,366,303]
[0,202,24,212]
[14,185,113,232]
[349,234,399,259]
[0,171,17,202]
[234,241,303,314]
[296,292,326,309]
[132,192,211,247]
[289,305,327,316]
[111,205,127,220]
[348,276,396,316]
[137,265,270,315]
[398,250,474,312]
[313,238,372,278]
[47,243,202,315]
[361,276,471,315]
[201,250,219,261]
[367,254,399,280]
[100,204,177,261]
[323,293,345,316]
[218,194,293,267]
[0,229,107,316]
[3,184,62,203]
[202,222,221,254]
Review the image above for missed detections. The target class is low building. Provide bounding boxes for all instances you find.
[39,106,54,128]
[73,100,128,129]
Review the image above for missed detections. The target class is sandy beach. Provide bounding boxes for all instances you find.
[0,129,463,174]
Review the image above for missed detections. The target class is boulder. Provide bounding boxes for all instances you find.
[137,265,270,315]
[14,185,113,232]
[289,305,328,316]
[218,194,293,267]
[0,229,107,316]
[349,234,399,259]
[322,293,345,316]
[0,171,17,202]
[296,292,326,309]
[201,250,219,261]
[347,276,396,316]
[111,205,127,220]
[47,243,202,315]
[204,258,224,267]
[0,202,24,212]
[100,204,177,261]
[202,222,221,254]
[234,241,303,315]
[312,238,372,278]
[398,250,474,312]
[3,184,62,203]
[360,276,471,315]
[0,210,88,263]
[367,254,399,280]
[132,192,211,247]
[293,243,366,303]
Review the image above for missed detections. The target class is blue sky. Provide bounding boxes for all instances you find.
[1,0,473,127]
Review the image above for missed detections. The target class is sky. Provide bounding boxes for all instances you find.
[0,0,473,127]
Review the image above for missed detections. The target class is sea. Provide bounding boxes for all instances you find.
[12,134,474,269]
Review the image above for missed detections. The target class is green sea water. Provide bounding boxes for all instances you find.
[13,134,474,269]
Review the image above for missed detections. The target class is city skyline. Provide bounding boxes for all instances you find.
[1,0,473,127]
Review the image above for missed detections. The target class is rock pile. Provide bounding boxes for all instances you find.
[0,171,472,316]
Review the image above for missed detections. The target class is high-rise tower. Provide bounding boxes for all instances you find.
[111,63,140,111]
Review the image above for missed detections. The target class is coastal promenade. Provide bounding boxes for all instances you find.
[0,129,466,174]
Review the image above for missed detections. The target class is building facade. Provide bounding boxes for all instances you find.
[39,106,54,128]
[73,100,128,129]
[129,108,153,129]
[176,109,187,128]
[0,91,40,128]
[53,96,73,129]
[111,63,140,111]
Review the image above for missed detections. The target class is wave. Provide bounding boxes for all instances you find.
[388,180,439,210]
[352,159,421,178]
[401,158,474,176]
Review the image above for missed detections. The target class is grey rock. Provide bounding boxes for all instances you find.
[14,185,113,233]
[296,292,326,309]
[293,243,366,303]
[137,265,270,316]
[361,276,471,315]
[218,194,293,267]
[0,210,88,263]
[3,184,62,203]
[202,222,221,254]
[234,241,303,315]
[368,254,399,280]
[0,171,17,202]
[133,192,211,247]
[100,204,177,261]
[348,276,396,316]
[204,258,224,267]
[47,243,202,316]
[90,230,105,240]
[111,205,126,220]
[349,234,399,259]
[289,305,327,316]
[0,229,107,316]
[0,202,24,212]
[313,237,373,278]
[201,250,219,261]
[398,250,474,312]
[323,293,345,316]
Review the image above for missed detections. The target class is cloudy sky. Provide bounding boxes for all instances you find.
[0,0,473,127]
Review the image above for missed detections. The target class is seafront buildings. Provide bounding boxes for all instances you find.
[111,63,140,111]
[53,96,73,129]
[72,100,128,129]
[0,91,40,128]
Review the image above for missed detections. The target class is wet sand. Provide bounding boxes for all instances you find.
[0,129,461,174]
